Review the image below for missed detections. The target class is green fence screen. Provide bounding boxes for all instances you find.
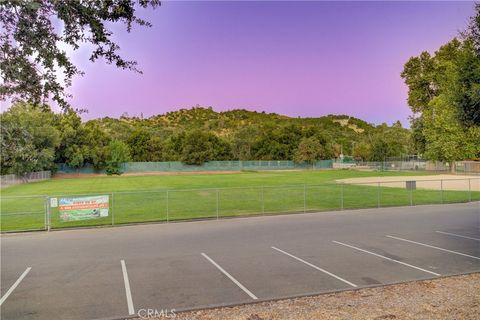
[57,160,334,174]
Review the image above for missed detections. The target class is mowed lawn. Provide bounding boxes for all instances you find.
[1,170,478,232]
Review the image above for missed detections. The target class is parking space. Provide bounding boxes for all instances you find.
[331,233,480,276]
[200,246,353,300]
[1,260,127,320]
[0,267,31,309]
[1,267,29,299]
[435,230,480,241]
[125,253,252,312]
[1,202,479,319]
[387,231,480,258]
[273,239,440,287]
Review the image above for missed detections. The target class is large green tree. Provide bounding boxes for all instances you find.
[252,125,303,160]
[55,111,111,169]
[105,140,130,175]
[126,129,166,161]
[465,3,480,54]
[352,142,371,161]
[171,130,233,165]
[293,137,324,164]
[55,109,86,168]
[231,126,259,161]
[0,102,60,175]
[401,6,480,162]
[370,122,411,161]
[127,129,152,161]
[0,0,160,109]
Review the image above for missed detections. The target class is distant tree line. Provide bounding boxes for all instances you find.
[0,104,413,175]
[1,2,479,177]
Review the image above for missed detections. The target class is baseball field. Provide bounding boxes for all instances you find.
[1,170,479,232]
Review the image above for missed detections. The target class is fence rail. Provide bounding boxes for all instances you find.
[56,160,480,175]
[1,178,479,233]
[335,160,480,175]
[455,161,480,175]
[0,171,51,189]
[56,160,334,174]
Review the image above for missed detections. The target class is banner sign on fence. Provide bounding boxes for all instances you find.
[59,195,109,222]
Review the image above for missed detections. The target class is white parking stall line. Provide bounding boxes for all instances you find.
[332,241,440,276]
[386,235,480,260]
[271,246,357,288]
[436,231,480,242]
[120,260,135,315]
[0,267,32,306]
[201,252,258,300]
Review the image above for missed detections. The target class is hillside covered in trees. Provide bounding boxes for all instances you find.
[1,104,413,175]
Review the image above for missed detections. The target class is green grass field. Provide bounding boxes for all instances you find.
[1,170,478,232]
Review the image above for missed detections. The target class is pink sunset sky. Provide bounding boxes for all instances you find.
[64,1,475,126]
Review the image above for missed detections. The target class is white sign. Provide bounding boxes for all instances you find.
[50,197,58,208]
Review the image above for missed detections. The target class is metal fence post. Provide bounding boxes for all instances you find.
[166,190,169,223]
[440,179,444,204]
[341,183,344,210]
[111,192,114,225]
[377,182,380,208]
[303,184,306,213]
[44,196,48,231]
[468,179,472,202]
[47,196,51,232]
[216,189,219,220]
[410,184,413,206]
[262,186,265,215]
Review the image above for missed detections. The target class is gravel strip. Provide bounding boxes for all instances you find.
[164,273,480,320]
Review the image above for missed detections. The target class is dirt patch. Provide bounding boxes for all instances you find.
[337,174,480,191]
[164,273,480,320]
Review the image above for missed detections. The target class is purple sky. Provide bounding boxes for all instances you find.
[67,1,475,125]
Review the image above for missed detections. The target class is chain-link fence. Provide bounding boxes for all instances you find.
[351,161,427,171]
[455,161,480,175]
[56,160,334,174]
[57,160,480,175]
[0,195,47,232]
[1,178,479,233]
[0,171,51,188]
[357,161,480,174]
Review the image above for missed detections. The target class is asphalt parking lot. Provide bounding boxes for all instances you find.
[1,202,479,320]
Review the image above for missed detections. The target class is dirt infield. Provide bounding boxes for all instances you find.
[337,174,480,191]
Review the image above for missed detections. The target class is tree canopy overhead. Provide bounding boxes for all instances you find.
[0,0,160,109]
[465,3,480,54]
